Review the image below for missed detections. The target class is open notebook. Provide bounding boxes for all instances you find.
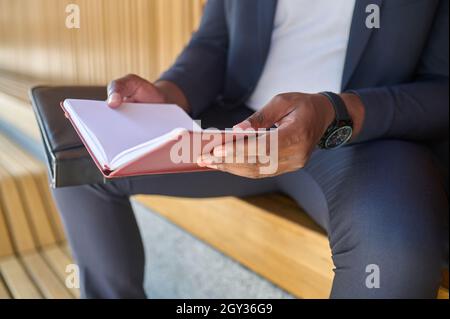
[61,99,254,178]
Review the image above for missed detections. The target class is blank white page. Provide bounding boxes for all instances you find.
[63,99,198,164]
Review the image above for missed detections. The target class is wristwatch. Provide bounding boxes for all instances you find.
[318,92,353,150]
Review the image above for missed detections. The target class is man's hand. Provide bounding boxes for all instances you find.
[107,74,166,107]
[107,74,190,112]
[197,92,364,178]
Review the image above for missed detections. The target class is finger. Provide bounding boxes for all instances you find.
[216,158,301,178]
[107,74,140,108]
[107,92,122,108]
[215,131,279,159]
[206,162,262,179]
[212,137,259,158]
[234,94,298,130]
[107,79,124,108]
[207,159,285,179]
[196,153,220,168]
[123,96,137,103]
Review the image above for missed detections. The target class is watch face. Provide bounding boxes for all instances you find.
[324,126,353,149]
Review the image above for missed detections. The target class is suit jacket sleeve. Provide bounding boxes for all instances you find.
[351,0,449,143]
[159,0,228,117]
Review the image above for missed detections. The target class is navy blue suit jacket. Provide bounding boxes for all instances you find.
[161,0,449,144]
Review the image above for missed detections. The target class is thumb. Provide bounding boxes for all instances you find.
[107,74,141,108]
[234,94,296,130]
[107,92,122,108]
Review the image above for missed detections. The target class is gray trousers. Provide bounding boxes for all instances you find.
[52,106,449,299]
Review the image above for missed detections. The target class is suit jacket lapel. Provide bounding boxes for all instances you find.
[252,0,278,88]
[257,0,278,67]
[341,0,383,90]
[225,0,277,105]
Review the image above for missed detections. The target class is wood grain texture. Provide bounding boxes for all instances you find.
[0,92,41,141]
[0,0,203,84]
[438,287,449,300]
[21,251,73,299]
[0,246,78,299]
[0,275,11,299]
[61,243,73,259]
[0,132,66,243]
[0,135,57,249]
[0,164,36,254]
[442,269,449,289]
[36,176,67,243]
[41,245,80,298]
[0,256,42,299]
[0,133,66,256]
[0,134,65,243]
[0,198,14,258]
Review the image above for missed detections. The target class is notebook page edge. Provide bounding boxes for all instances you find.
[63,99,109,168]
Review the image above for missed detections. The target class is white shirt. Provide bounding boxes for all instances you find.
[247,0,356,111]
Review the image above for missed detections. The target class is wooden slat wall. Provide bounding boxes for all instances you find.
[0,0,205,84]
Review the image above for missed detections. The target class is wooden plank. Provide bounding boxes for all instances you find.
[0,165,36,254]
[438,287,449,300]
[0,134,66,242]
[61,243,73,259]
[0,134,62,243]
[21,251,72,299]
[442,269,449,289]
[42,245,80,298]
[14,175,56,248]
[0,275,11,299]
[37,175,67,242]
[136,194,334,299]
[0,196,14,257]
[0,91,40,141]
[0,137,57,248]
[0,256,42,299]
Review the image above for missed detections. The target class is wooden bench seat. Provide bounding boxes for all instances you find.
[0,246,76,299]
[0,131,79,299]
[0,73,448,299]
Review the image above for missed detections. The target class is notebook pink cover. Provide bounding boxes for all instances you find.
[60,100,245,178]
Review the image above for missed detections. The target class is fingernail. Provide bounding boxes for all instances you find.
[197,157,214,167]
[203,158,214,165]
[233,120,252,131]
[196,157,206,167]
[213,146,226,157]
[206,165,218,169]
[107,93,121,106]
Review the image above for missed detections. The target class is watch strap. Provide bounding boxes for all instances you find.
[318,92,354,149]
[319,91,352,124]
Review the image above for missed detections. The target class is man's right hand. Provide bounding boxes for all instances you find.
[107,74,167,108]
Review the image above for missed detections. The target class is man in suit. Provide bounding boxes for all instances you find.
[53,0,449,298]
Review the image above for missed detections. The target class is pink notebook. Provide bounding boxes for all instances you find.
[61,99,254,178]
